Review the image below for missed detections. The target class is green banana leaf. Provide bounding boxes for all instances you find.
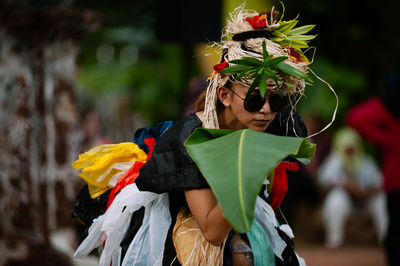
[184,128,315,233]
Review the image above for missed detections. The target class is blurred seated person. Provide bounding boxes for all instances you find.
[318,127,387,249]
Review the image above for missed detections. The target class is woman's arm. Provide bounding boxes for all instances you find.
[184,188,232,246]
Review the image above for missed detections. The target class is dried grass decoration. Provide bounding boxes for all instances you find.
[173,209,226,266]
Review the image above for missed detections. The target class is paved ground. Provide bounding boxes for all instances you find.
[73,245,387,266]
[297,245,387,266]
[71,242,387,266]
[286,199,389,266]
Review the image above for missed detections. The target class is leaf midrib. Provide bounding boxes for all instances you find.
[238,130,249,229]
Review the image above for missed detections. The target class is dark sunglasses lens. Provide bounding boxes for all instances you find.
[269,94,289,112]
[244,94,264,112]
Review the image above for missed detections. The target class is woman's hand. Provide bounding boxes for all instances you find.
[184,188,232,246]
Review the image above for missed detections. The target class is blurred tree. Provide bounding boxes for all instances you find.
[0,2,102,265]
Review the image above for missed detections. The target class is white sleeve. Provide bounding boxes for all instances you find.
[358,157,383,188]
[318,153,345,187]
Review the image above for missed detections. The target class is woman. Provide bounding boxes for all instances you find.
[134,83,289,265]
[73,4,317,266]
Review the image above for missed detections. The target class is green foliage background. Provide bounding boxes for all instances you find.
[73,0,399,137]
[74,0,184,126]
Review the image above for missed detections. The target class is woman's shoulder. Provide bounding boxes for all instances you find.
[155,113,202,153]
[136,113,209,193]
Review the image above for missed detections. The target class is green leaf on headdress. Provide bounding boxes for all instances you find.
[275,39,310,49]
[259,70,267,96]
[270,37,285,43]
[277,61,312,82]
[220,65,253,75]
[247,72,261,97]
[271,6,316,51]
[283,81,295,88]
[264,56,288,68]
[184,128,316,233]
[220,40,313,96]
[288,24,316,35]
[275,20,298,34]
[237,69,257,80]
[230,57,263,66]
[263,68,281,89]
[262,41,269,62]
[286,34,317,41]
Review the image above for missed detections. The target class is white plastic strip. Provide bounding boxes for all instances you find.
[306,68,339,139]
[73,183,171,266]
[254,196,287,260]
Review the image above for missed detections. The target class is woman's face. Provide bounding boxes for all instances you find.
[220,83,277,131]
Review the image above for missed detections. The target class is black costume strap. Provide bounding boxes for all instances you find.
[232,29,272,41]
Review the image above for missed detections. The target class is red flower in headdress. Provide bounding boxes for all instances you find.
[213,62,229,73]
[288,47,309,63]
[246,14,267,29]
[208,62,229,80]
[289,47,301,62]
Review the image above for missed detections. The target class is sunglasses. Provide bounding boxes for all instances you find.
[229,89,289,113]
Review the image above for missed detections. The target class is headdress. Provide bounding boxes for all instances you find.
[203,3,336,134]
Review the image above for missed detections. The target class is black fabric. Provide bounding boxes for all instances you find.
[124,114,209,265]
[136,113,209,193]
[162,193,185,266]
[266,106,308,138]
[223,231,235,265]
[71,184,110,226]
[232,29,272,41]
[275,227,300,266]
[266,106,306,266]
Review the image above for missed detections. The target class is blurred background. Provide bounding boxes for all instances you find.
[0,0,398,265]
